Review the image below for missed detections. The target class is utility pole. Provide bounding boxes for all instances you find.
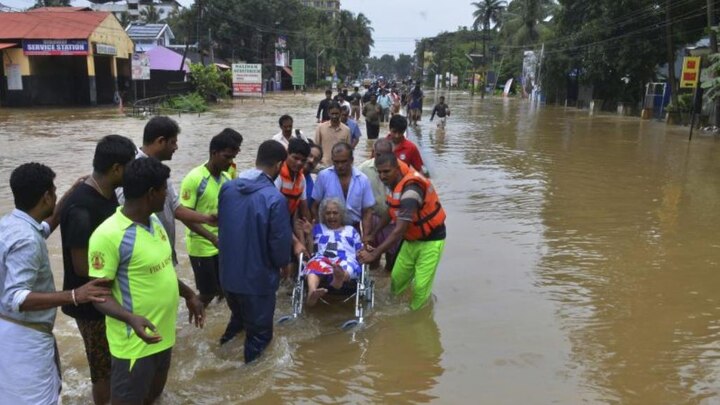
[709,0,718,53]
[196,0,204,65]
[316,48,325,87]
[481,23,487,99]
[708,0,719,125]
[665,0,678,107]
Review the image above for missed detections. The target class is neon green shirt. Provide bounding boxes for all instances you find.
[180,164,230,257]
[88,208,179,361]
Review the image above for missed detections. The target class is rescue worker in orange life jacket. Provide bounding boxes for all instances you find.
[275,138,312,256]
[358,153,447,310]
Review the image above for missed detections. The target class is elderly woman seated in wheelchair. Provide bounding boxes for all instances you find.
[299,197,364,306]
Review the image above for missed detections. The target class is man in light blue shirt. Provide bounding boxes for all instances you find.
[377,89,393,123]
[311,142,375,243]
[0,163,109,404]
[341,106,362,148]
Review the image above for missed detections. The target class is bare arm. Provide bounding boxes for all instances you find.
[93,292,162,344]
[21,278,111,311]
[361,207,374,243]
[185,221,218,247]
[70,247,89,277]
[358,220,409,264]
[179,279,205,328]
[175,205,214,226]
[311,199,320,223]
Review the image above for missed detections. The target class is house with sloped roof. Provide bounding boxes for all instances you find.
[125,22,174,51]
[0,7,134,106]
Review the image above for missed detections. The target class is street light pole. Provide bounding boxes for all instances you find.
[316,48,325,87]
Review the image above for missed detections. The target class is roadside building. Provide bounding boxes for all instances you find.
[0,7,134,107]
[302,0,340,17]
[126,22,175,51]
[89,0,181,23]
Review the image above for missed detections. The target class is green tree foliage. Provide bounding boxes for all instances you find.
[543,0,707,105]
[32,0,71,7]
[170,0,374,84]
[414,0,709,107]
[189,63,230,100]
[396,54,414,78]
[368,54,397,76]
[472,0,506,31]
[140,5,161,24]
[500,0,557,46]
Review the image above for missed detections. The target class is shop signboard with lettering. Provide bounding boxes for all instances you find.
[94,43,117,56]
[232,63,262,97]
[23,39,88,56]
[680,56,701,88]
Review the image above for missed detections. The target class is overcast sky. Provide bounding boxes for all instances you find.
[1,0,476,57]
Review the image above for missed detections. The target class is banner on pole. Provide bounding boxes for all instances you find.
[680,56,701,88]
[232,63,262,97]
[291,59,305,86]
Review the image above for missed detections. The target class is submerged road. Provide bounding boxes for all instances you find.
[1,92,719,404]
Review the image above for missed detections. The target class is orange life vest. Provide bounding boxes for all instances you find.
[278,162,305,215]
[398,159,412,176]
[386,171,446,241]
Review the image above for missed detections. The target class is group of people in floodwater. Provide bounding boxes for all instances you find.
[0,85,450,405]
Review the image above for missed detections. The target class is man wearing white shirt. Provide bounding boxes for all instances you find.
[272,114,309,150]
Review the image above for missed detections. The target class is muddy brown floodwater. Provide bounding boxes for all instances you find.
[2,92,720,404]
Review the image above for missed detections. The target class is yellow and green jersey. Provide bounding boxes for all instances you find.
[88,208,179,361]
[180,164,231,257]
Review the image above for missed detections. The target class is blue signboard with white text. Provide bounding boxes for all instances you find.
[23,39,89,56]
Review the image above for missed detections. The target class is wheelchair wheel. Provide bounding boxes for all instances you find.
[292,280,304,316]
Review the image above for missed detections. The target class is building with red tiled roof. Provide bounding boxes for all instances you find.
[0,7,134,106]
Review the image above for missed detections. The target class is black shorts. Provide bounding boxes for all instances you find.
[189,255,221,296]
[111,348,172,402]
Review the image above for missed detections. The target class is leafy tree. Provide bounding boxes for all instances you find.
[170,0,373,85]
[189,63,230,100]
[500,0,557,46]
[472,0,507,96]
[472,0,506,32]
[396,54,414,78]
[140,4,161,24]
[32,0,70,7]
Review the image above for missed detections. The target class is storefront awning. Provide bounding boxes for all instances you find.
[282,66,293,77]
[0,43,17,50]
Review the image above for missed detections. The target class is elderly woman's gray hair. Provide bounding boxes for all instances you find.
[318,197,349,225]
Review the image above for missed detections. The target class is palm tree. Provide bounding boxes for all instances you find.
[140,4,161,24]
[472,0,506,32]
[471,0,507,97]
[500,0,556,46]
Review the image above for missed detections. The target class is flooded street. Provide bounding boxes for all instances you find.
[2,92,720,404]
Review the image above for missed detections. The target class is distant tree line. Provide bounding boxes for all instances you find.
[415,0,713,108]
[168,0,374,84]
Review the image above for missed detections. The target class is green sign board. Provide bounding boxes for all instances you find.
[291,59,305,86]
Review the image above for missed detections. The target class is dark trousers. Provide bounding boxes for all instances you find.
[224,292,276,363]
[366,122,380,139]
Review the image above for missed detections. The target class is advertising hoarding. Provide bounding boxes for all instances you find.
[232,63,263,97]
